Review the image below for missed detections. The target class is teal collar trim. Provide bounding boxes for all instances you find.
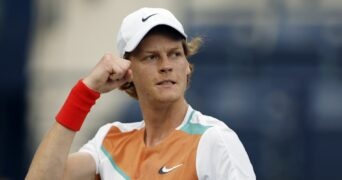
[180,110,211,135]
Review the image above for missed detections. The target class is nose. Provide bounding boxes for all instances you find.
[159,56,172,73]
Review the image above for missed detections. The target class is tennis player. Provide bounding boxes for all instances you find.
[26,7,256,180]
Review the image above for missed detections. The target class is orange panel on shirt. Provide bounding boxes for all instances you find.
[102,126,201,179]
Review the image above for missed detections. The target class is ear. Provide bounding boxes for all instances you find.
[186,61,192,75]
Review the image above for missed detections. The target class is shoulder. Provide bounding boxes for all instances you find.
[194,111,248,165]
[94,121,144,137]
[79,121,144,151]
[193,111,256,179]
[107,121,145,133]
[191,110,242,151]
[193,110,230,130]
[78,121,145,174]
[179,108,229,135]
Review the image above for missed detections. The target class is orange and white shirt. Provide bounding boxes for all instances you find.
[79,106,256,180]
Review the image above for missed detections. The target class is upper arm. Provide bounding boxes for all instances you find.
[63,152,97,180]
[63,123,113,180]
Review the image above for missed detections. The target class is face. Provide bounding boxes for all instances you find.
[129,32,191,104]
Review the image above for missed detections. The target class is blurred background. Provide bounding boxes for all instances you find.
[1,0,342,179]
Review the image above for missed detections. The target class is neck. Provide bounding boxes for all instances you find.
[139,99,188,147]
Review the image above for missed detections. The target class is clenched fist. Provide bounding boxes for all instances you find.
[83,53,133,93]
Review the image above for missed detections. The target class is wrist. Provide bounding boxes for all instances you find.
[56,80,100,131]
[82,77,102,93]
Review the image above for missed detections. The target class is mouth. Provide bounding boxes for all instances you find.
[156,80,176,86]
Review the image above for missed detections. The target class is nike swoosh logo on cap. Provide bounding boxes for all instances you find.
[158,164,183,174]
[142,13,157,22]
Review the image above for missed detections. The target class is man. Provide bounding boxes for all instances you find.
[26,7,256,180]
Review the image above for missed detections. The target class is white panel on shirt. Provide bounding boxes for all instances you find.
[193,111,256,180]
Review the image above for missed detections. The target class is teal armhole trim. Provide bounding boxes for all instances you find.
[180,110,211,135]
[101,146,130,180]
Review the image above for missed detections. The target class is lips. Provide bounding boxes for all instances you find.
[156,80,176,85]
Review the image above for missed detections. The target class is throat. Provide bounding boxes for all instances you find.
[142,103,188,147]
[144,126,175,147]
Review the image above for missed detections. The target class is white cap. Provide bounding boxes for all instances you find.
[116,7,187,57]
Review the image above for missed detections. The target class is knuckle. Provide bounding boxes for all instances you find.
[123,60,131,66]
[102,53,113,62]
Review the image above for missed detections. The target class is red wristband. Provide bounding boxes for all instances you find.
[56,80,100,131]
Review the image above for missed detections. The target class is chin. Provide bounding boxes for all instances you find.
[154,93,181,103]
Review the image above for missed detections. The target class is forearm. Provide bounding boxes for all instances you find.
[26,122,76,180]
[26,54,129,179]
[26,80,99,179]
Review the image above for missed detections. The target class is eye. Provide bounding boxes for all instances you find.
[144,54,158,61]
[170,51,183,59]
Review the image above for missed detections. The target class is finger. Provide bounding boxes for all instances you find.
[107,71,131,89]
[109,58,132,81]
[115,58,131,73]
[110,69,132,84]
[109,72,124,81]
[108,63,125,81]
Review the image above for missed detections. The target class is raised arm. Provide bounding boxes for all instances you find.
[26,54,132,180]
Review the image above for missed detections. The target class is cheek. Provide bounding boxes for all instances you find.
[180,62,190,76]
[131,66,154,87]
[130,67,142,86]
[130,64,144,80]
[177,66,190,84]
